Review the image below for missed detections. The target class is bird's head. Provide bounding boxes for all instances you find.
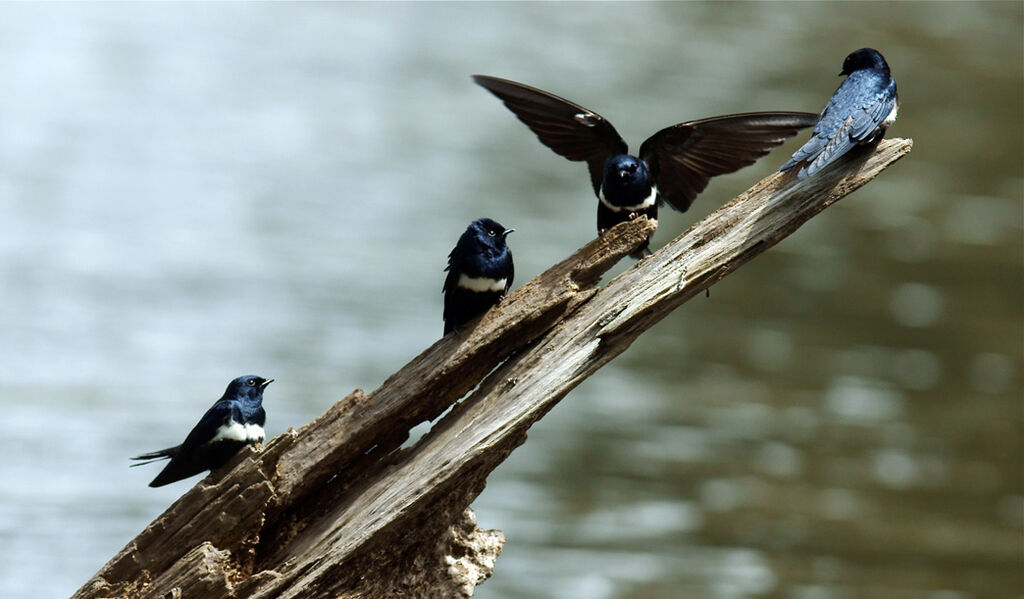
[602,154,651,201]
[840,48,889,76]
[605,154,648,184]
[225,375,273,401]
[466,217,514,253]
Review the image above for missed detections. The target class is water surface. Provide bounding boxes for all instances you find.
[0,3,1020,598]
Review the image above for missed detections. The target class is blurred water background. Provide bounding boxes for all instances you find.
[0,3,1020,598]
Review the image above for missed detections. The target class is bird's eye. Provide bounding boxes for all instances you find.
[488,230,496,237]
[247,378,257,386]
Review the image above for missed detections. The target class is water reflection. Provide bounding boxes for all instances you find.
[0,3,1020,599]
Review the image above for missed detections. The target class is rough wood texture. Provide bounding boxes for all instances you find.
[74,138,912,599]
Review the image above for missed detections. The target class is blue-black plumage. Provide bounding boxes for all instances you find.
[443,218,514,335]
[473,75,817,256]
[131,375,272,487]
[780,48,899,179]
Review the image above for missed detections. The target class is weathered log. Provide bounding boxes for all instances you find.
[74,138,912,599]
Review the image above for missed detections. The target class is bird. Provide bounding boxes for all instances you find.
[443,217,514,335]
[780,48,898,179]
[473,74,818,256]
[131,375,272,487]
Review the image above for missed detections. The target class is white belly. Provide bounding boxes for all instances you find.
[211,421,247,443]
[882,103,899,128]
[244,423,265,443]
[210,421,265,443]
[599,186,657,213]
[457,274,507,293]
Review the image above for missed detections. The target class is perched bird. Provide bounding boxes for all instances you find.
[443,217,514,335]
[780,48,898,179]
[131,375,272,487]
[473,74,817,255]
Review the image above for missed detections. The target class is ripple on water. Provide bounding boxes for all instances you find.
[884,214,939,263]
[745,327,795,374]
[968,352,1017,394]
[996,495,1024,528]
[791,584,839,599]
[699,478,744,513]
[824,376,906,422]
[754,441,805,479]
[872,449,920,489]
[891,348,943,390]
[712,549,777,597]
[818,487,864,521]
[631,425,713,464]
[779,406,820,443]
[698,476,771,514]
[942,195,1021,246]
[889,282,945,328]
[574,500,705,544]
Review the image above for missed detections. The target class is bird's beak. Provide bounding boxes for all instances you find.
[260,379,274,388]
[503,228,515,237]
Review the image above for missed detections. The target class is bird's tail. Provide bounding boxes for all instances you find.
[779,136,825,176]
[129,446,180,467]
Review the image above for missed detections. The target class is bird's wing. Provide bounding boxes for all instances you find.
[849,78,898,140]
[505,254,514,295]
[639,112,818,212]
[442,249,459,295]
[442,246,461,330]
[802,75,897,177]
[802,115,858,177]
[178,401,238,450]
[131,403,238,468]
[473,75,629,196]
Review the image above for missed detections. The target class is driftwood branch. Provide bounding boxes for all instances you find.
[75,139,912,599]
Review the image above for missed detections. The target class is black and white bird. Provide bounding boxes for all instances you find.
[443,218,514,335]
[131,375,272,487]
[473,74,817,256]
[780,48,899,178]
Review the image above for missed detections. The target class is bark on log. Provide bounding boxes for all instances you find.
[74,139,912,599]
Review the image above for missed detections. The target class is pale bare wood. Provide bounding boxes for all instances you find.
[73,138,912,599]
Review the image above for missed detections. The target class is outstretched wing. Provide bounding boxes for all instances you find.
[473,75,628,196]
[640,112,818,212]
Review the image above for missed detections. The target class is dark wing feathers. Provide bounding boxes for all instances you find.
[505,255,514,294]
[805,116,858,176]
[130,403,235,468]
[783,71,897,178]
[442,248,458,295]
[473,75,628,195]
[640,112,818,212]
[177,401,237,451]
[854,91,893,138]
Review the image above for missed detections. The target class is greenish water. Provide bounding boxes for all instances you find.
[0,3,1019,598]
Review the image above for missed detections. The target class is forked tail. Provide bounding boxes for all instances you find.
[129,446,180,467]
